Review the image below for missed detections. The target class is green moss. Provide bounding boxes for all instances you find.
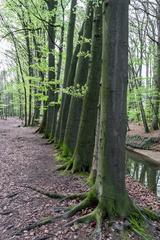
[142,208,160,221]
[55,152,69,162]
[87,186,98,203]
[87,170,97,186]
[62,144,73,157]
[77,172,89,177]
[120,231,131,240]
[129,213,152,240]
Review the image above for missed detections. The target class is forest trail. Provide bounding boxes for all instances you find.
[0,119,160,240]
[0,118,89,240]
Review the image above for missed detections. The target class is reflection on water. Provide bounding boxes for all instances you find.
[126,150,160,197]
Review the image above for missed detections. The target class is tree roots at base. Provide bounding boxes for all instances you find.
[15,188,160,240]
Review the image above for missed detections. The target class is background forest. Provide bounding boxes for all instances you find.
[0,0,159,133]
[0,0,160,240]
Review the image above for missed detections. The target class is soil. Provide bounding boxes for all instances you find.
[0,118,160,240]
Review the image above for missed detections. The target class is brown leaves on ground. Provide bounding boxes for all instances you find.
[0,118,159,240]
[126,176,160,212]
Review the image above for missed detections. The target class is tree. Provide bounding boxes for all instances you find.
[152,2,160,130]
[63,0,93,154]
[53,0,77,142]
[45,0,58,138]
[71,1,102,173]
[58,0,133,227]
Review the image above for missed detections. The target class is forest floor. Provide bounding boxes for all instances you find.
[0,118,160,240]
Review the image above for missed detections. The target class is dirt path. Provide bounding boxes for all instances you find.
[0,118,89,240]
[0,119,160,240]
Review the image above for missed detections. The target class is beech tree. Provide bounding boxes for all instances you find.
[44,0,58,138]
[1,1,160,239]
[63,0,93,153]
[55,0,77,144]
[71,1,102,173]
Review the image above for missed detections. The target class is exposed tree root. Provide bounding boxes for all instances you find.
[62,193,158,240]
[63,193,97,219]
[22,185,86,202]
[53,206,71,213]
[23,185,66,199]
[15,185,159,239]
[56,164,68,171]
[14,215,63,236]
[48,138,54,144]
[65,210,96,227]
[66,160,73,171]
[64,203,104,240]
[59,192,87,203]
[56,160,73,172]
[34,128,40,134]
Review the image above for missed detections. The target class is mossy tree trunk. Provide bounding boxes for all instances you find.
[49,5,65,140]
[45,0,58,138]
[95,0,132,217]
[152,5,160,130]
[57,0,133,225]
[72,3,102,173]
[31,32,44,126]
[57,25,83,146]
[88,98,101,186]
[63,0,93,154]
[26,33,34,126]
[54,0,77,143]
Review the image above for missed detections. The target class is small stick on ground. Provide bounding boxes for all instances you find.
[33,234,54,240]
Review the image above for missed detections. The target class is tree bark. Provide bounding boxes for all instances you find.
[57,25,83,148]
[63,0,93,153]
[45,0,58,138]
[72,3,102,173]
[95,0,132,217]
[54,0,77,143]
[152,6,160,130]
[50,3,65,139]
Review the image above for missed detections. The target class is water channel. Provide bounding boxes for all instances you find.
[126,149,160,197]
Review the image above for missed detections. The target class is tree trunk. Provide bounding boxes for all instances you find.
[54,0,77,143]
[72,3,102,173]
[14,39,27,126]
[45,0,58,138]
[95,0,132,217]
[88,99,101,186]
[152,4,160,130]
[63,0,93,153]
[31,31,44,126]
[50,5,65,139]
[58,25,83,149]
[26,33,34,126]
